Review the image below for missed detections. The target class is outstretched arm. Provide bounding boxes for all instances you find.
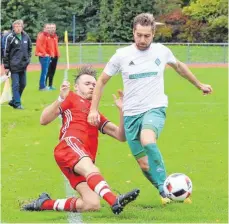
[88,72,111,126]
[168,60,213,95]
[102,90,125,142]
[40,81,70,125]
[40,100,61,125]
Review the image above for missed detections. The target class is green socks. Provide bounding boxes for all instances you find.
[142,143,167,193]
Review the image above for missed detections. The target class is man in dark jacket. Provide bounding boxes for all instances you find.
[1,30,10,64]
[3,20,32,109]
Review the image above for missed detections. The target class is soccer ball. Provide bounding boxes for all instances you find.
[163,173,192,201]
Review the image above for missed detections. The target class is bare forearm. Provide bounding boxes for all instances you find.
[117,109,126,141]
[40,100,61,125]
[103,109,126,142]
[175,61,201,88]
[90,79,105,111]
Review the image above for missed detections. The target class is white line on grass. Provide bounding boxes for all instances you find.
[64,176,83,224]
[59,114,83,223]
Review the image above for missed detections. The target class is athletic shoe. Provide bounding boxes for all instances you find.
[8,100,16,108]
[183,197,192,204]
[48,86,56,90]
[39,87,49,91]
[161,197,172,205]
[15,105,24,110]
[22,193,51,211]
[111,188,140,215]
[160,191,171,205]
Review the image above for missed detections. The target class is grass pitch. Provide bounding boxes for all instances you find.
[1,67,228,223]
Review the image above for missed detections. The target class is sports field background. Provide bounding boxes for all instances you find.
[1,61,228,223]
[30,44,229,64]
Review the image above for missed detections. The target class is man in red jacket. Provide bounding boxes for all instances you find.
[35,24,51,91]
[46,23,60,90]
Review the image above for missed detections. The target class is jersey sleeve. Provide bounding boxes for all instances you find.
[166,47,177,64]
[98,113,110,134]
[59,92,73,113]
[103,51,121,76]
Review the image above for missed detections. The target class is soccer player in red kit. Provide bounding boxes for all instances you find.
[22,66,140,215]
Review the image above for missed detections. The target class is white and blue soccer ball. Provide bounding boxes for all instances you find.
[163,173,192,201]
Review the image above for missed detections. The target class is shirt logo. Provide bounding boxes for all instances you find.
[155,58,161,66]
[129,72,158,79]
[129,61,135,66]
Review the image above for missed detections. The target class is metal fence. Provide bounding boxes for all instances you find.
[32,42,229,64]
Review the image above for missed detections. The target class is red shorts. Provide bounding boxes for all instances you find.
[54,136,92,189]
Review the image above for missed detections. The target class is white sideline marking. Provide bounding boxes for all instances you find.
[64,176,83,224]
[59,114,83,223]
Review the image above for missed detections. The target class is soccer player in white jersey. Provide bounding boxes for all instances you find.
[88,13,213,205]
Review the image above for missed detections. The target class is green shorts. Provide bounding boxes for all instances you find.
[124,107,166,159]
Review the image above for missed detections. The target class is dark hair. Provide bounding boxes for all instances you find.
[133,13,156,32]
[74,65,97,83]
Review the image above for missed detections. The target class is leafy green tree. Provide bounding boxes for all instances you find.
[156,9,187,42]
[99,0,114,41]
[109,0,157,42]
[1,0,227,42]
[183,0,228,42]
[1,0,46,40]
[154,0,182,16]
[155,26,173,42]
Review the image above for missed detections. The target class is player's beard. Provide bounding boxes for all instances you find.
[136,42,151,51]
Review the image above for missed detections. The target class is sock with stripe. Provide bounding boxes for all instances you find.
[41,197,78,211]
[86,172,117,206]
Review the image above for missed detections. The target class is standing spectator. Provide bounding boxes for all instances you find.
[35,24,51,91]
[46,23,60,90]
[3,20,32,109]
[1,30,11,64]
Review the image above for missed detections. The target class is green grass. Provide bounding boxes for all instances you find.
[1,67,228,223]
[31,44,229,64]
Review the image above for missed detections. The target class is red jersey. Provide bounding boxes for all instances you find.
[59,91,109,161]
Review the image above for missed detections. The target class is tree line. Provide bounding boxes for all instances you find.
[1,0,228,43]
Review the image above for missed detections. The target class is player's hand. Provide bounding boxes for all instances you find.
[5,69,10,76]
[113,89,124,110]
[87,110,100,126]
[198,83,213,95]
[59,81,70,100]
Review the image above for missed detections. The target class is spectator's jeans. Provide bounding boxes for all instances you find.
[39,56,50,89]
[11,71,26,107]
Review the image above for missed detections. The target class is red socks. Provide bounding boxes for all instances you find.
[87,172,116,206]
[41,197,78,211]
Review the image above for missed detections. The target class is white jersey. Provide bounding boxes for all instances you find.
[104,43,177,116]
